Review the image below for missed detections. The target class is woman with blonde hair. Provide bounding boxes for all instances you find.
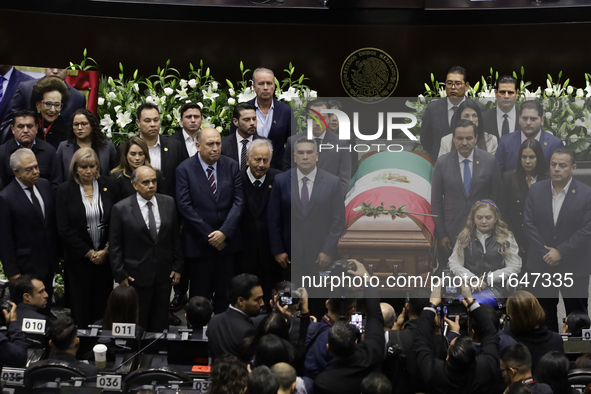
[506,290,563,372]
[448,199,521,298]
[56,147,121,327]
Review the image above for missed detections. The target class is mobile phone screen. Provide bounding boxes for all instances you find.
[350,313,363,333]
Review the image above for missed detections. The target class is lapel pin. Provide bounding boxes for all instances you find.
[572,190,576,193]
[103,188,107,192]
[273,120,277,124]
[269,185,272,188]
[544,142,548,146]
[164,147,169,151]
[476,161,479,164]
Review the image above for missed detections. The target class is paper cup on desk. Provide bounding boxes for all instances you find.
[93,344,108,369]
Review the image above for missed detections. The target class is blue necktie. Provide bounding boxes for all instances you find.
[463,159,471,196]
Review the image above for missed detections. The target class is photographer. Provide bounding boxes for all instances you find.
[415,284,499,394]
[0,301,28,373]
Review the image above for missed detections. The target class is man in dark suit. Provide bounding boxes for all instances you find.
[1,68,86,142]
[222,102,260,169]
[0,66,35,128]
[237,138,281,305]
[230,68,294,170]
[0,148,59,302]
[284,100,351,196]
[431,119,504,257]
[496,100,563,174]
[481,75,520,140]
[169,102,202,161]
[0,110,61,191]
[109,166,184,332]
[176,127,243,313]
[207,274,264,360]
[13,274,49,328]
[524,147,591,332]
[268,137,346,291]
[136,103,184,199]
[420,66,486,161]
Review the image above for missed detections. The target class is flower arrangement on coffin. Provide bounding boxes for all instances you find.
[353,202,437,220]
[406,67,591,158]
[96,59,317,146]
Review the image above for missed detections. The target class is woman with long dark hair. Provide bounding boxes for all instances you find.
[534,351,577,394]
[110,136,162,197]
[502,138,549,255]
[57,109,118,180]
[438,100,498,157]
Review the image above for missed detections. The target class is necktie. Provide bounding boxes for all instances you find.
[315,138,322,153]
[463,159,471,197]
[207,165,217,197]
[240,140,248,170]
[146,201,157,241]
[253,180,261,187]
[0,75,5,103]
[502,114,510,136]
[450,106,458,127]
[26,186,44,220]
[301,176,309,210]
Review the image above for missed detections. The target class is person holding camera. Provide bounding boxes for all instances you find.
[448,199,521,297]
[0,301,27,374]
[414,284,500,394]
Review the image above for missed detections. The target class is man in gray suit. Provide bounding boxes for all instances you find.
[283,100,351,196]
[431,119,504,257]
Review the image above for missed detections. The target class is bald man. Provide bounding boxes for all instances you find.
[380,303,396,331]
[176,127,243,313]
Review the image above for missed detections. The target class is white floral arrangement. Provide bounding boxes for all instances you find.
[407,68,591,157]
[97,60,317,146]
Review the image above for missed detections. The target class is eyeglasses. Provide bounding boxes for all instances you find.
[446,81,465,88]
[41,101,63,110]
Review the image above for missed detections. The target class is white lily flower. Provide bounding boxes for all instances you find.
[278,87,299,102]
[228,98,236,105]
[175,88,189,100]
[188,79,197,89]
[164,87,174,96]
[211,81,219,91]
[100,114,114,134]
[576,89,585,98]
[134,83,140,92]
[146,96,154,103]
[228,88,235,97]
[237,87,256,103]
[545,88,554,96]
[116,111,132,128]
[570,134,579,143]
[575,99,586,108]
[180,79,188,88]
[567,86,574,95]
[160,96,166,104]
[545,112,552,120]
[216,126,223,133]
[106,132,112,139]
[107,92,117,101]
[98,97,105,106]
[202,87,220,102]
[173,107,181,123]
[438,87,447,97]
[309,90,318,98]
[197,102,203,108]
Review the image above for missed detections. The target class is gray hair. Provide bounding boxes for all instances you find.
[9,148,35,171]
[131,165,155,184]
[252,68,274,82]
[247,138,273,158]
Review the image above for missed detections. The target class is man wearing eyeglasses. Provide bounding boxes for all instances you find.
[420,66,486,161]
[0,68,86,143]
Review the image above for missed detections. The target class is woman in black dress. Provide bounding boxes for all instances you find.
[110,136,162,197]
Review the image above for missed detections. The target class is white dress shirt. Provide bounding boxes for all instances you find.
[236,132,254,168]
[458,150,474,182]
[145,136,162,170]
[247,167,266,186]
[447,97,466,126]
[496,106,517,136]
[197,153,217,179]
[297,167,317,200]
[255,98,274,138]
[16,178,45,218]
[183,129,198,157]
[520,130,541,144]
[552,177,573,225]
[137,193,161,234]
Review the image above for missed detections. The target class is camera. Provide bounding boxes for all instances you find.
[440,271,468,323]
[278,287,301,307]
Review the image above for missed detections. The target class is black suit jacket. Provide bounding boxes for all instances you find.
[0,69,35,130]
[1,77,86,143]
[207,307,256,360]
[0,138,62,192]
[176,154,243,258]
[238,167,280,272]
[420,97,486,160]
[230,98,294,170]
[169,129,191,162]
[221,132,261,165]
[482,107,520,140]
[0,178,59,278]
[524,178,591,276]
[284,131,351,196]
[154,135,184,199]
[56,177,121,261]
[502,170,549,252]
[109,193,183,287]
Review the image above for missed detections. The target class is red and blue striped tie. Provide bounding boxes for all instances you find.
[207,165,217,197]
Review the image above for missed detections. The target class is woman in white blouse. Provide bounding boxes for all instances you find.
[448,200,521,297]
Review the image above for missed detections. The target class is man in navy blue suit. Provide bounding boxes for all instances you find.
[495,100,563,173]
[268,137,345,292]
[176,127,243,313]
[230,68,294,170]
[524,147,591,332]
[0,65,34,128]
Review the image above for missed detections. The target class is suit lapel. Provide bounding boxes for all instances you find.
[11,181,45,226]
[98,177,112,227]
[438,99,450,133]
[260,171,275,214]
[129,195,153,241]
[450,151,465,197]
[160,137,169,174]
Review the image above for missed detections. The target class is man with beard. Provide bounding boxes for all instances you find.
[222,102,260,169]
